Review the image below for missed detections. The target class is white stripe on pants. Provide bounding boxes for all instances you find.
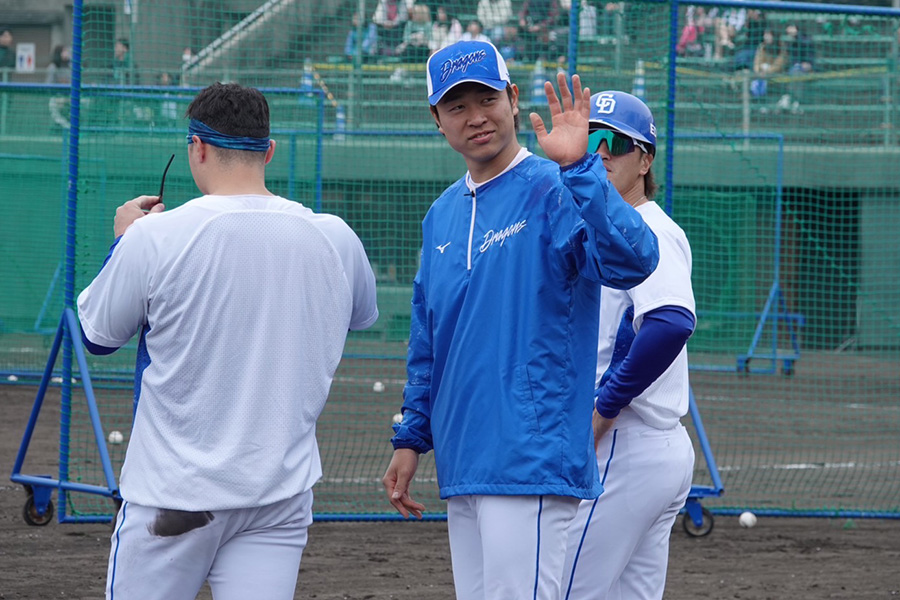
[448,494,581,600]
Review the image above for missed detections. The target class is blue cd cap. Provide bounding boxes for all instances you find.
[426,40,510,106]
[589,91,657,154]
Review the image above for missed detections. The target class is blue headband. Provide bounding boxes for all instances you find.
[186,119,271,152]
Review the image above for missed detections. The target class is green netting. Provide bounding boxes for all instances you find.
[2,0,899,520]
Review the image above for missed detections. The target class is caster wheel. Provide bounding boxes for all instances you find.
[683,506,714,537]
[23,496,54,526]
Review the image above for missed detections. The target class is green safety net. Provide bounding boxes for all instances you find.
[1,0,898,520]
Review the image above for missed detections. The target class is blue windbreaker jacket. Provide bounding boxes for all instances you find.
[392,151,659,499]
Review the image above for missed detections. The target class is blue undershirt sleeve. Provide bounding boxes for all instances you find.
[81,331,120,355]
[595,305,696,419]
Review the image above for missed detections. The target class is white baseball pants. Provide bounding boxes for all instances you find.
[106,489,313,600]
[561,417,694,600]
[448,493,581,600]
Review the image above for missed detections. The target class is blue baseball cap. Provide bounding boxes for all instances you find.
[589,91,657,154]
[426,40,510,106]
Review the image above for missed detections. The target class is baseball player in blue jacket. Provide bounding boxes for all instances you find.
[381,40,659,599]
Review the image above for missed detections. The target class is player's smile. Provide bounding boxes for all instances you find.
[469,129,495,143]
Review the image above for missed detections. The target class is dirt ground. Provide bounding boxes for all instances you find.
[1,385,898,599]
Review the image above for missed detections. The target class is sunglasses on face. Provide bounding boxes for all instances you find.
[588,129,648,156]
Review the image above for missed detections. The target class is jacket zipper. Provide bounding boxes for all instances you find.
[467,188,476,271]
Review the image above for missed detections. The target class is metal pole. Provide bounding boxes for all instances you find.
[664,0,680,216]
[568,0,579,76]
[742,71,750,151]
[0,68,8,136]
[348,0,366,129]
[60,0,84,523]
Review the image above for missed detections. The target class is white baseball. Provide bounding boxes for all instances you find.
[739,511,757,528]
[7,375,18,382]
[392,413,403,425]
[108,430,124,445]
[373,381,385,393]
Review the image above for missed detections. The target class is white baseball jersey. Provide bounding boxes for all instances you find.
[78,194,378,511]
[595,200,695,429]
[563,200,696,599]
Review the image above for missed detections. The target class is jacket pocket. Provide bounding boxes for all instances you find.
[515,364,542,437]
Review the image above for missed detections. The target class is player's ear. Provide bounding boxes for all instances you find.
[430,106,444,136]
[191,136,208,162]
[508,84,519,118]
[264,139,276,165]
[640,150,653,176]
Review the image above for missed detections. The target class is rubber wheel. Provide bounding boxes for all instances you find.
[682,506,714,537]
[23,496,54,526]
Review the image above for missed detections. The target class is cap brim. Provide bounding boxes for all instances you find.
[429,78,508,105]
[589,118,653,147]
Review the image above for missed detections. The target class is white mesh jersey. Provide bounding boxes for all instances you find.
[595,201,695,430]
[77,195,378,511]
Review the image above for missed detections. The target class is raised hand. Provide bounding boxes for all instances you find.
[528,72,591,168]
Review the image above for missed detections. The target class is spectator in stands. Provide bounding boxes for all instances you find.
[499,23,525,63]
[676,6,714,58]
[112,38,137,85]
[518,0,560,61]
[477,0,513,43]
[158,72,179,120]
[395,4,433,62]
[0,29,15,69]
[750,29,785,99]
[345,11,378,62]
[598,2,625,37]
[180,47,195,87]
[372,0,412,56]
[777,23,815,113]
[45,45,71,84]
[713,5,746,60]
[460,19,492,44]
[577,0,598,39]
[430,5,462,52]
[46,43,71,130]
[732,9,767,71]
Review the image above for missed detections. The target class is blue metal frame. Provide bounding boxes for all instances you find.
[682,387,725,529]
[10,309,121,524]
[669,134,802,375]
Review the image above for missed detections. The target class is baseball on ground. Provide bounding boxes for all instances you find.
[373,381,385,393]
[739,511,758,528]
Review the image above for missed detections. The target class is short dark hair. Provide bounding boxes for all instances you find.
[116,38,129,49]
[186,83,271,163]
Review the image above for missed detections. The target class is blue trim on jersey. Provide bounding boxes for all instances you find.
[81,236,125,356]
[596,306,695,419]
[564,428,618,600]
[110,500,127,599]
[134,324,152,418]
[533,495,544,600]
[565,429,619,600]
[81,330,119,355]
[100,236,123,271]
